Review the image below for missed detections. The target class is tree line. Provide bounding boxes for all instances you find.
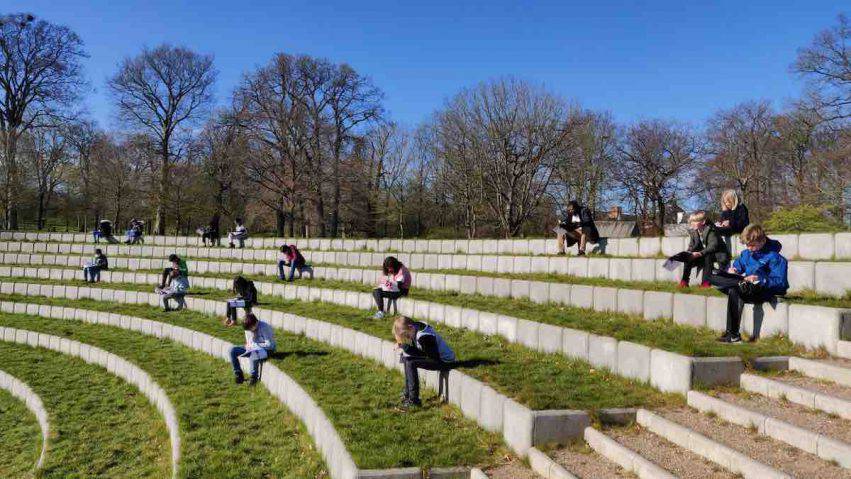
[1,12,849,238]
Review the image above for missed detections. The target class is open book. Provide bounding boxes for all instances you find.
[239,345,268,361]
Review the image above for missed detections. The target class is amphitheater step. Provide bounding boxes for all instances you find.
[591,424,738,478]
[740,371,851,420]
[789,356,851,387]
[646,405,850,478]
[546,441,632,478]
[688,389,851,468]
[838,340,851,360]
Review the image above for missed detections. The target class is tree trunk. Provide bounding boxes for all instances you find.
[37,192,46,230]
[275,207,286,237]
[2,132,20,230]
[154,142,170,235]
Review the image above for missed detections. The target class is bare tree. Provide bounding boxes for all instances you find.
[0,13,86,229]
[553,109,616,212]
[21,126,70,229]
[614,119,699,231]
[794,14,851,122]
[108,44,216,234]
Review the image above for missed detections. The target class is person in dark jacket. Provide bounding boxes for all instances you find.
[225,276,259,326]
[709,224,788,343]
[393,316,456,409]
[207,213,220,246]
[679,211,729,288]
[714,189,749,265]
[83,249,109,283]
[556,200,599,256]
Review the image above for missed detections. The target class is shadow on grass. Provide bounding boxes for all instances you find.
[270,350,329,360]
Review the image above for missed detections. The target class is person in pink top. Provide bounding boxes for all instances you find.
[373,256,412,319]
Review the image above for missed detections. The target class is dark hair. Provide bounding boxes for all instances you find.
[95,248,103,255]
[235,218,243,224]
[280,245,291,254]
[243,313,258,330]
[168,254,179,262]
[567,200,580,212]
[382,256,403,275]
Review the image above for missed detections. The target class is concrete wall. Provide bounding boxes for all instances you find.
[0,368,49,469]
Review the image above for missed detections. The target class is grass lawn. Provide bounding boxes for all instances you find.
[0,334,170,478]
[0,294,507,471]
[0,387,41,478]
[0,308,325,478]
[4,279,679,412]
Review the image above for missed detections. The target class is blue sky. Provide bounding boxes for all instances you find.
[6,0,845,130]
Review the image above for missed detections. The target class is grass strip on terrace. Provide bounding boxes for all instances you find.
[0,334,170,478]
[0,386,42,477]
[0,306,325,478]
[3,280,680,412]
[0,292,507,471]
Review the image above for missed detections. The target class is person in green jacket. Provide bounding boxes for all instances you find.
[159,254,189,289]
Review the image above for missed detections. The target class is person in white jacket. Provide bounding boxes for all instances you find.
[229,313,276,385]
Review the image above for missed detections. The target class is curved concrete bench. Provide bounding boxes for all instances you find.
[3,239,849,297]
[3,296,512,477]
[6,252,844,355]
[0,271,744,395]
[0,326,180,478]
[4,231,850,260]
[0,368,49,469]
[5,287,592,459]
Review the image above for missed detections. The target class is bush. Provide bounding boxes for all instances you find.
[764,205,848,233]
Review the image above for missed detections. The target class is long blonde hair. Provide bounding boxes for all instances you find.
[392,316,417,345]
[721,189,739,211]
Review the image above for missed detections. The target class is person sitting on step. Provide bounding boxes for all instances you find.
[159,254,189,290]
[228,218,248,248]
[393,316,456,410]
[679,210,728,288]
[555,200,599,256]
[83,248,109,283]
[709,224,788,344]
[158,269,189,312]
[373,256,411,319]
[229,313,276,386]
[225,276,258,327]
[278,244,311,281]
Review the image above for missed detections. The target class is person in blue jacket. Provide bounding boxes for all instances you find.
[709,224,788,343]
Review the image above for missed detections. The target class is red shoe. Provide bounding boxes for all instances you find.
[677,280,688,288]
[700,281,711,288]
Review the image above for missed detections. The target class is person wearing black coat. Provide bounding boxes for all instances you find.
[225,276,259,326]
[714,190,749,266]
[680,211,729,288]
[556,200,600,256]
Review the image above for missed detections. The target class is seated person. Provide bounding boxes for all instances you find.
[159,254,189,289]
[555,200,599,256]
[393,316,456,409]
[227,218,248,248]
[709,224,787,344]
[229,313,276,386]
[277,244,311,281]
[372,256,411,319]
[158,270,189,312]
[93,220,113,243]
[225,276,258,327]
[83,248,109,283]
[124,218,144,245]
[679,211,728,288]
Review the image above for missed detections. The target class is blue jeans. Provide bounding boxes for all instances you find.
[278,260,301,281]
[83,266,101,282]
[230,346,273,377]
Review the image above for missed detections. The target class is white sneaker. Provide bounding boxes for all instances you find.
[373,311,385,320]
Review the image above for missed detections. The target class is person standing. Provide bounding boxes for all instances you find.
[555,200,599,256]
[714,189,749,265]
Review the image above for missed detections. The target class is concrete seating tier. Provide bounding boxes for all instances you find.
[0,369,49,469]
[2,270,749,395]
[5,230,851,260]
[3,254,848,356]
[7,286,590,461]
[0,325,180,478]
[3,240,849,297]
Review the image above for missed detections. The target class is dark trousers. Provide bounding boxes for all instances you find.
[709,274,774,337]
[402,355,445,403]
[681,254,715,284]
[226,301,250,324]
[160,268,175,288]
[373,288,406,312]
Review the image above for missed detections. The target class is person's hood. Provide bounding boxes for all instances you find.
[763,238,782,253]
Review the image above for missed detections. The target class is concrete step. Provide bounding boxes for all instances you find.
[687,390,851,468]
[545,441,632,479]
[740,371,851,420]
[838,340,851,360]
[789,357,851,388]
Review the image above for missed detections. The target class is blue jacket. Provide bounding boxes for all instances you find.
[731,238,788,295]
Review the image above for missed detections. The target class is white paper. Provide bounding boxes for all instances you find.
[663,259,679,272]
[552,226,567,235]
[240,345,268,361]
[380,276,400,292]
[572,215,580,223]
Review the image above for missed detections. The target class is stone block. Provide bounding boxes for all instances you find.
[638,237,662,257]
[461,308,479,332]
[443,305,462,329]
[741,302,788,338]
[530,257,549,273]
[835,232,851,259]
[497,256,514,274]
[788,304,842,353]
[661,236,688,257]
[502,399,534,454]
[492,278,511,298]
[477,312,498,335]
[631,259,657,282]
[516,319,539,349]
[691,357,744,388]
[547,257,568,275]
[547,283,570,306]
[478,385,505,433]
[814,262,851,297]
[566,257,588,277]
[586,257,609,278]
[496,315,517,342]
[458,375,482,421]
[649,350,692,393]
[609,258,632,281]
[537,323,563,354]
[797,233,834,260]
[528,282,549,304]
[561,328,589,361]
[510,280,530,299]
[643,291,673,320]
[532,410,590,446]
[569,285,594,309]
[704,296,727,332]
[618,238,639,256]
[513,256,531,274]
[587,334,618,371]
[616,341,652,381]
[481,256,498,273]
[592,287,617,312]
[616,289,644,316]
[787,261,815,292]
[672,294,707,328]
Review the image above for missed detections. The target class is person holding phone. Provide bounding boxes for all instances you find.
[709,224,787,343]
